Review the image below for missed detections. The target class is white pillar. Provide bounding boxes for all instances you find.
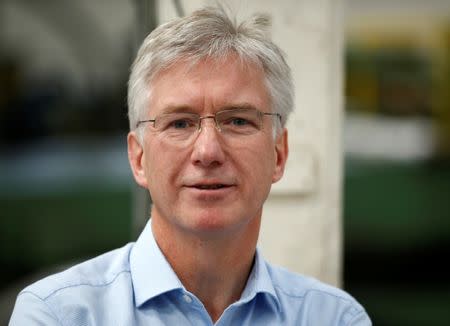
[157,0,344,287]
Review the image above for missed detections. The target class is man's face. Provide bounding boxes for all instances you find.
[128,56,288,238]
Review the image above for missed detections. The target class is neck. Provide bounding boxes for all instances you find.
[151,211,260,322]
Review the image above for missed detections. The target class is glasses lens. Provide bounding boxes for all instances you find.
[216,109,261,135]
[155,113,199,140]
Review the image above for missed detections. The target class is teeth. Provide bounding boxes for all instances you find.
[197,184,224,189]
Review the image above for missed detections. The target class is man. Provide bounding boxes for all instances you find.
[10,6,371,325]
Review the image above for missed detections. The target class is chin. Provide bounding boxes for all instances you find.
[182,209,249,236]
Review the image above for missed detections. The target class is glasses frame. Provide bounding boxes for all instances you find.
[136,108,281,133]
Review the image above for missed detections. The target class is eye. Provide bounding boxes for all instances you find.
[230,117,250,126]
[222,116,258,129]
[157,113,198,132]
[171,119,191,129]
[217,109,261,134]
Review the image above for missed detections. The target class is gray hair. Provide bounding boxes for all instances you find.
[127,6,294,136]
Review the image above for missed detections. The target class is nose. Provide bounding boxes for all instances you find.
[190,118,226,167]
[198,115,220,132]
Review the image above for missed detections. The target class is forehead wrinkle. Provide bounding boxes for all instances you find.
[158,105,198,115]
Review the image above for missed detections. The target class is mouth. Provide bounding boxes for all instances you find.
[183,181,236,200]
[190,184,230,190]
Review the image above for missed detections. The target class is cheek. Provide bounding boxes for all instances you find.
[144,141,188,189]
[236,143,276,184]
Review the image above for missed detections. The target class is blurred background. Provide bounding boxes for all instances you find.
[0,0,140,321]
[344,1,450,325]
[0,0,449,325]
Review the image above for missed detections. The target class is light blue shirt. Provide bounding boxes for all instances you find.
[10,222,371,325]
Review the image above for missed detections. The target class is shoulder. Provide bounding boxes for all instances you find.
[267,263,357,302]
[19,242,134,301]
[10,243,136,325]
[266,263,371,325]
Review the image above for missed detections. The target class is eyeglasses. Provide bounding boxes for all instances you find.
[136,108,281,143]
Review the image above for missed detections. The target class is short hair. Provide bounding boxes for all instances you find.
[127,5,294,136]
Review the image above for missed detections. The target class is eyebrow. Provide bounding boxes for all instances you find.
[219,103,260,112]
[159,105,195,114]
[160,102,261,115]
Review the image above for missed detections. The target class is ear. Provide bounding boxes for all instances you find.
[127,131,148,188]
[272,128,288,183]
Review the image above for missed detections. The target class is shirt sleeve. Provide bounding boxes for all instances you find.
[9,292,61,326]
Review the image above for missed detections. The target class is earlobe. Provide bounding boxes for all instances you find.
[272,128,288,183]
[127,131,148,188]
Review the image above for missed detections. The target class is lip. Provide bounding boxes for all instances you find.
[184,178,235,188]
[183,182,236,199]
[185,184,235,191]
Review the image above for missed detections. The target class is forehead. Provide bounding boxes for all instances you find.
[148,56,271,114]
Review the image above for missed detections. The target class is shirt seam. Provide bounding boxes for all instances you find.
[22,269,131,301]
[18,291,64,326]
[341,308,370,325]
[273,285,363,315]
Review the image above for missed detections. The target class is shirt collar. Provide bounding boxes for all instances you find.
[130,220,280,311]
[130,220,184,307]
[239,248,281,312]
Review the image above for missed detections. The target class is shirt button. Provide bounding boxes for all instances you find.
[183,294,193,303]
